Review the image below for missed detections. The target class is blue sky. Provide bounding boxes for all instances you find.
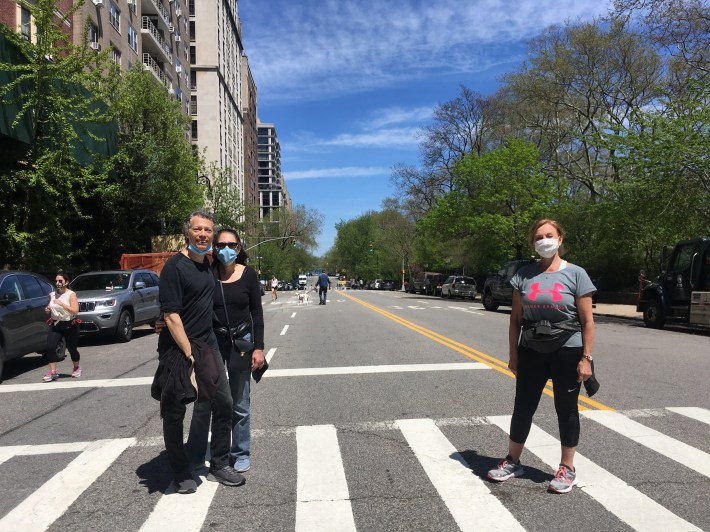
[238,0,610,255]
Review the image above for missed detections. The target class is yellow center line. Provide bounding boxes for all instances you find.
[342,292,614,412]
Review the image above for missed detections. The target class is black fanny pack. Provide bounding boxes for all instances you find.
[520,318,581,352]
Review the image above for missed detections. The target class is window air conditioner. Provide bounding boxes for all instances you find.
[127,0,136,6]
[176,7,182,16]
[175,35,181,42]
[168,24,175,33]
[176,65,181,72]
[89,41,101,51]
[92,0,104,6]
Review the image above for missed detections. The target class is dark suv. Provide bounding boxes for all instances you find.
[481,259,536,311]
[0,271,66,381]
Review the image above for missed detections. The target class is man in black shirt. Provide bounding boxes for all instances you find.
[158,210,245,494]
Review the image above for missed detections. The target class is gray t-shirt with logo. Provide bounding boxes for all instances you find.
[511,261,596,351]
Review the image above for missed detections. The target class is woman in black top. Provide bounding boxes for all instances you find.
[212,228,265,473]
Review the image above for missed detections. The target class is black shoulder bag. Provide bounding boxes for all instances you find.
[219,280,254,372]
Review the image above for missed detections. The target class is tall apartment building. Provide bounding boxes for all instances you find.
[0,0,191,114]
[241,53,259,217]
[257,121,290,220]
[189,0,244,204]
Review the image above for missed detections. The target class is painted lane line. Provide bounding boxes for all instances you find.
[296,425,356,532]
[397,418,523,531]
[582,410,710,479]
[266,347,277,364]
[0,438,135,532]
[341,292,613,412]
[487,416,700,532]
[291,312,297,318]
[0,377,154,393]
[408,306,425,309]
[139,471,218,532]
[265,362,489,378]
[280,324,289,336]
[666,407,710,426]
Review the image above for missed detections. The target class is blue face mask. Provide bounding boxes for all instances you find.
[216,246,237,265]
[187,242,212,256]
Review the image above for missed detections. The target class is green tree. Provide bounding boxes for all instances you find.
[0,0,117,270]
[420,139,556,273]
[201,161,259,232]
[91,63,202,266]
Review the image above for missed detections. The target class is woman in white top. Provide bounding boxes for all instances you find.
[43,272,81,382]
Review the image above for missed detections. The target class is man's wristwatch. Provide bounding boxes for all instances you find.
[582,353,593,361]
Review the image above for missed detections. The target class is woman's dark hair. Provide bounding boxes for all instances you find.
[214,228,249,265]
[55,271,71,282]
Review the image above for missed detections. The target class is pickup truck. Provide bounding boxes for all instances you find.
[481,259,536,311]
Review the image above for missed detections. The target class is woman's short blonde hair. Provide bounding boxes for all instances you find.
[528,218,565,246]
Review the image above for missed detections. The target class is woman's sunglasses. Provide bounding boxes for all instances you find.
[214,242,241,250]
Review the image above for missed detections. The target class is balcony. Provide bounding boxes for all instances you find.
[141,0,171,30]
[141,17,172,64]
[142,52,171,88]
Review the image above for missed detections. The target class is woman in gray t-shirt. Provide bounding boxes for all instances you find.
[487,219,596,494]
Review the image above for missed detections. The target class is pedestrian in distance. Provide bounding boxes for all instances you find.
[487,218,595,494]
[315,269,331,305]
[270,275,279,301]
[156,210,245,494]
[42,272,81,381]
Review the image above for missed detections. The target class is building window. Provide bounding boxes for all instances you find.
[88,23,99,47]
[189,46,196,65]
[20,7,31,41]
[189,0,195,16]
[110,46,121,65]
[190,70,196,90]
[189,21,195,41]
[191,120,198,139]
[190,95,197,115]
[127,24,137,51]
[109,2,120,31]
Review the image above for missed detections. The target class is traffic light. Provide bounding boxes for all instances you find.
[292,238,296,248]
[369,241,373,254]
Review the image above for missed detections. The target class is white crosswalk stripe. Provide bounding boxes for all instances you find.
[487,416,701,531]
[0,408,708,531]
[397,418,524,531]
[582,409,710,479]
[296,425,356,532]
[0,438,135,531]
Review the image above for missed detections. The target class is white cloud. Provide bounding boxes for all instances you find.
[360,106,434,130]
[285,166,389,180]
[319,127,419,148]
[239,0,609,103]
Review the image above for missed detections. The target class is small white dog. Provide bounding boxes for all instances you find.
[297,292,311,306]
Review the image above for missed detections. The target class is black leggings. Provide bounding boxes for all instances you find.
[46,322,80,363]
[510,345,583,448]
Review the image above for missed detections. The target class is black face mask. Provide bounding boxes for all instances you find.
[55,282,66,290]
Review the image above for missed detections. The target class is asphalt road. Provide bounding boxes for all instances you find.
[0,288,708,531]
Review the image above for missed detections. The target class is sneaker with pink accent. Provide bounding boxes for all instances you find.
[71,366,82,378]
[487,456,524,482]
[548,464,577,493]
[42,370,59,382]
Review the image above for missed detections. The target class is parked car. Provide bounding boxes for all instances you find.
[70,269,161,342]
[381,279,397,291]
[0,271,66,381]
[441,276,477,300]
[410,272,443,295]
[298,274,308,289]
[481,259,536,311]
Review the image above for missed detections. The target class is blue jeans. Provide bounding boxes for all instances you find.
[319,287,327,304]
[217,334,251,465]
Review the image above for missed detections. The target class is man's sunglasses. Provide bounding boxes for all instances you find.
[214,242,241,250]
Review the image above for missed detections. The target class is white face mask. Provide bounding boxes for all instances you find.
[534,237,560,258]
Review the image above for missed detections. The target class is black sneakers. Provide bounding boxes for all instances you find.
[206,465,246,486]
[173,477,197,494]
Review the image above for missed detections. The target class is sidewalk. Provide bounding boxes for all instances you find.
[592,303,641,320]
